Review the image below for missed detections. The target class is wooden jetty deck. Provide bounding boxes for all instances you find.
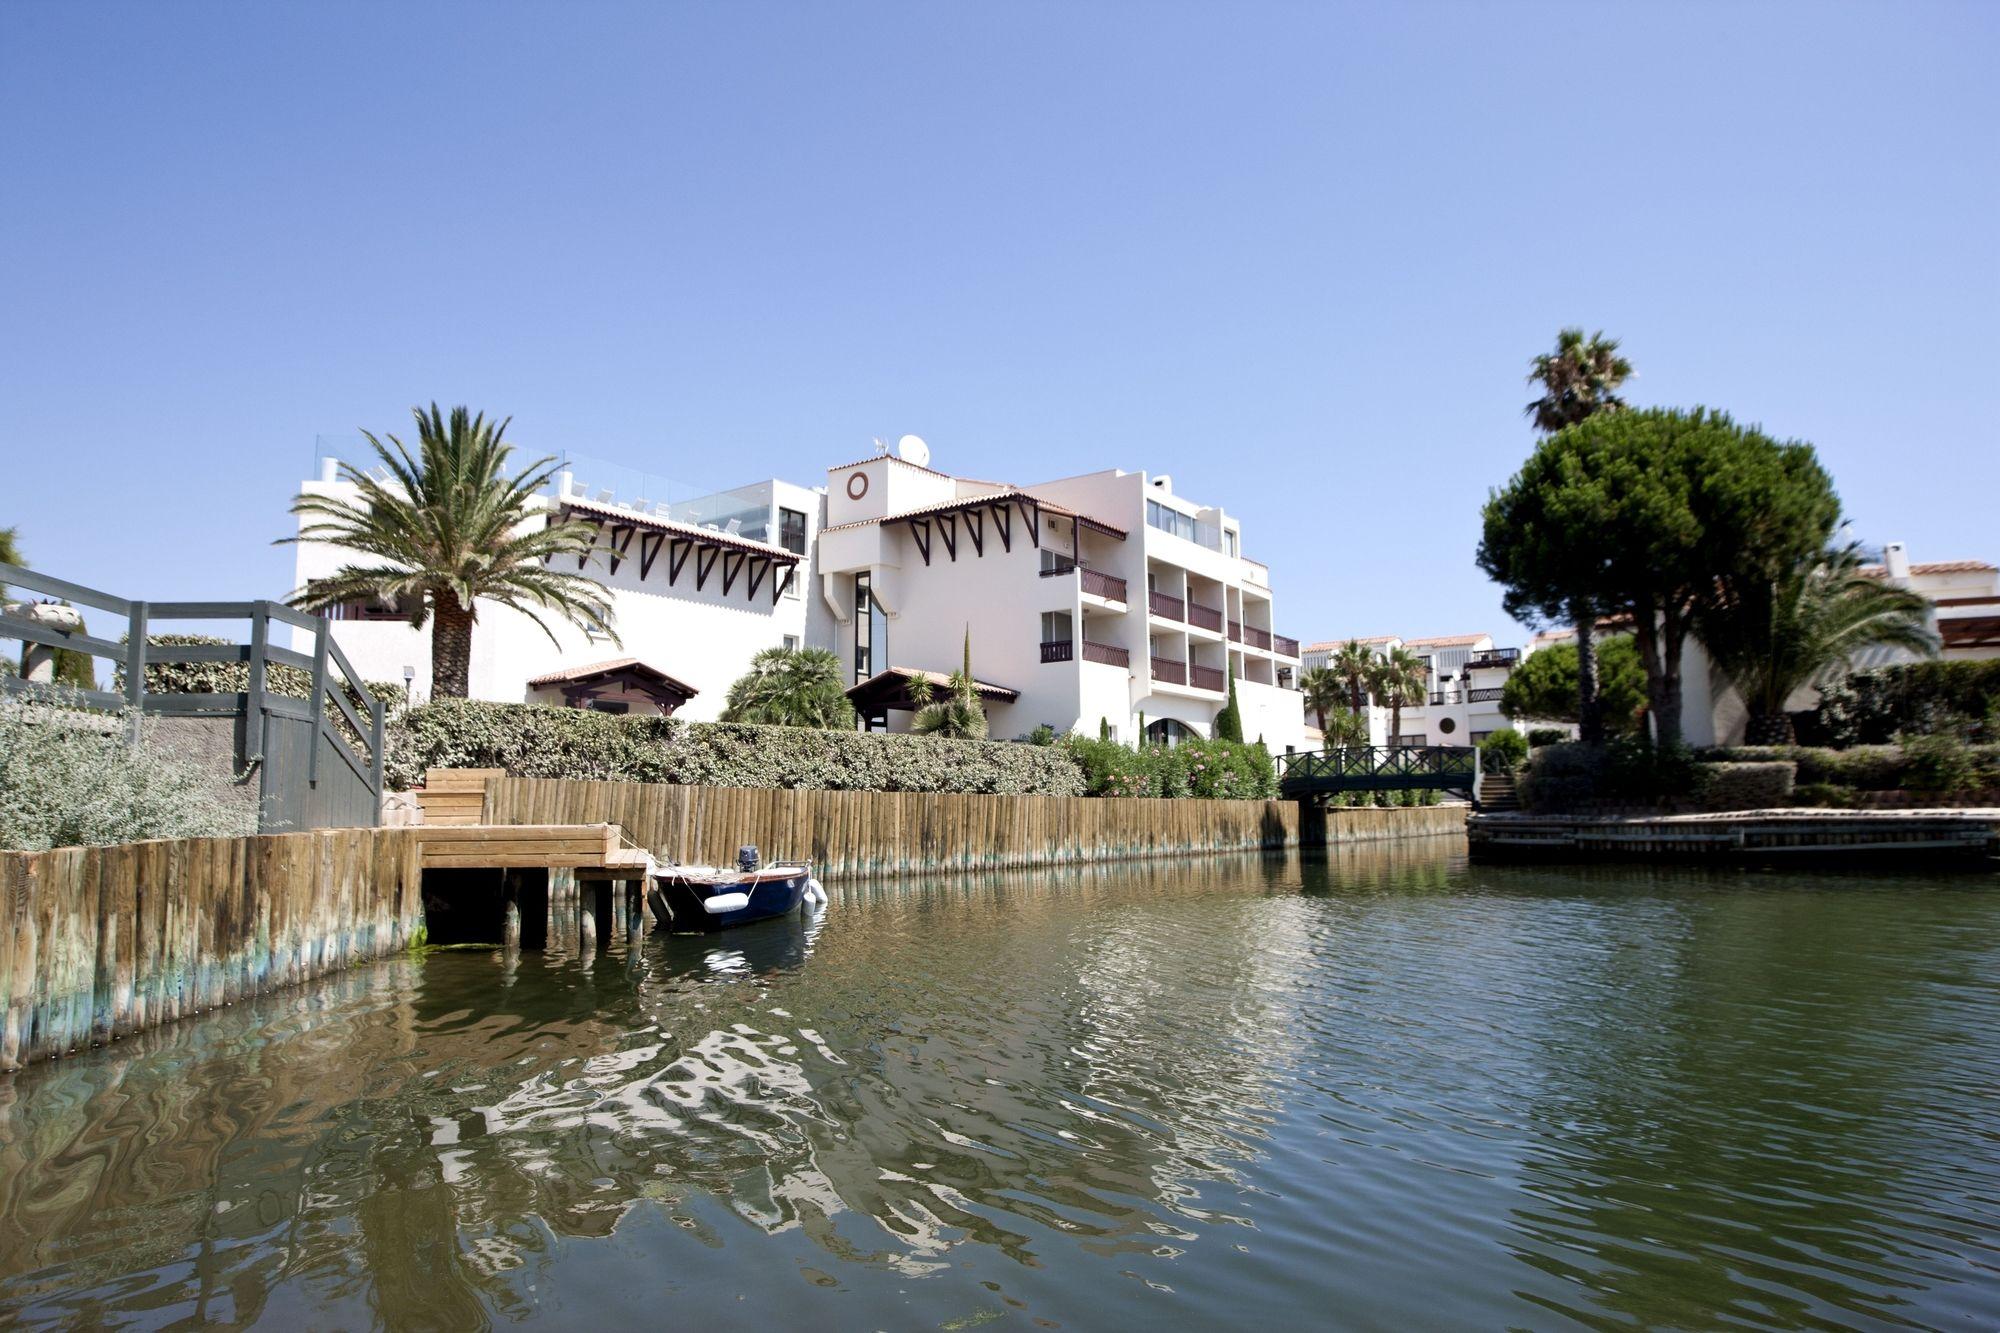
[1469,808,2000,864]
[415,823,656,876]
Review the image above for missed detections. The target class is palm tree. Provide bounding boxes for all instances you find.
[1525,328,1634,745]
[1329,641,1377,716]
[1697,544,1937,744]
[1369,646,1429,746]
[912,629,988,739]
[1299,665,1345,738]
[721,646,856,728]
[282,405,613,699]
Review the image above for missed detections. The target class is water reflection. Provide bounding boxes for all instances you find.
[2,843,1998,1328]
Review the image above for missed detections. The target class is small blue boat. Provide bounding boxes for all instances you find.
[647,847,826,933]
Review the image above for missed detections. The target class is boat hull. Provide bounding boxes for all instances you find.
[648,869,809,933]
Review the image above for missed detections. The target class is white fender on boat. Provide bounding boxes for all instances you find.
[701,892,752,915]
[804,876,828,909]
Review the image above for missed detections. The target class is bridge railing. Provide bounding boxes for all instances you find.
[1278,744,1480,790]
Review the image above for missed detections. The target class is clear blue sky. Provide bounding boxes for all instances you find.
[4,2,1994,643]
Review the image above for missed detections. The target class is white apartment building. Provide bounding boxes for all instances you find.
[290,458,832,720]
[290,441,1306,748]
[1300,632,1540,747]
[815,453,1306,747]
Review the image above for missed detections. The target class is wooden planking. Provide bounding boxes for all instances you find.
[0,826,423,1072]
[1468,811,2000,861]
[473,774,1304,877]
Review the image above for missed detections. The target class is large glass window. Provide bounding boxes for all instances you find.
[1040,610,1072,644]
[1146,499,1199,543]
[779,507,808,555]
[853,573,873,681]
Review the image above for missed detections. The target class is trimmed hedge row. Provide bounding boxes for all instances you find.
[1058,735,1278,800]
[386,698,1087,796]
[1521,742,1796,812]
[1696,742,2000,793]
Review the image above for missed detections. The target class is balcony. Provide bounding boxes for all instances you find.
[1227,619,1243,643]
[1429,690,1459,706]
[1243,626,1272,651]
[1273,634,1299,658]
[1466,648,1521,671]
[1151,657,1187,686]
[1188,600,1223,632]
[1189,664,1226,693]
[1467,686,1506,703]
[1045,639,1131,667]
[1149,591,1185,621]
[1041,563,1130,604]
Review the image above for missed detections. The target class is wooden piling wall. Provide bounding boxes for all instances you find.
[1,827,424,1072]
[480,776,1306,876]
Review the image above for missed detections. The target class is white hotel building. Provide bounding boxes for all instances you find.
[1300,632,1534,747]
[290,444,1306,749]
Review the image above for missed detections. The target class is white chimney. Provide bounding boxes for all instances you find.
[556,468,574,500]
[1884,541,1911,581]
[318,456,338,483]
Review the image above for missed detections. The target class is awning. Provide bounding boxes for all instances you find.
[846,666,1019,715]
[527,657,698,712]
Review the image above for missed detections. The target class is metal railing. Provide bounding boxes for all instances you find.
[1278,744,1479,797]
[0,561,384,832]
[1080,568,1128,602]
[1227,619,1243,643]
[1187,601,1223,632]
[1465,648,1521,671]
[1189,664,1226,692]
[1468,687,1506,703]
[1273,634,1300,658]
[1151,657,1187,686]
[1148,591,1185,621]
[1040,639,1074,663]
[1082,640,1130,667]
[1243,626,1272,651]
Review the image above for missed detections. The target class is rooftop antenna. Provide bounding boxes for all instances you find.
[871,436,891,456]
[896,434,931,469]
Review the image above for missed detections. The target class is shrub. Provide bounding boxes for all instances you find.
[1519,738,1704,811]
[1058,734,1276,800]
[1803,660,2000,747]
[1477,728,1529,774]
[1694,761,1796,811]
[1792,781,1856,809]
[0,693,255,850]
[1695,743,2000,792]
[1901,733,1976,794]
[387,698,1085,796]
[1526,727,1568,747]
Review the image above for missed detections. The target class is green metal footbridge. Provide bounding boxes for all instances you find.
[1278,745,1482,804]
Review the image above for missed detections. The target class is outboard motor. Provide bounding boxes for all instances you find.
[737,845,760,874]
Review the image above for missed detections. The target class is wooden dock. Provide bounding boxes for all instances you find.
[1469,809,2000,864]
[415,822,655,877]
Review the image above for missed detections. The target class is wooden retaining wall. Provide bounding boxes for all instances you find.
[1468,810,2000,862]
[1320,804,1468,844]
[1,827,424,1072]
[479,776,1305,876]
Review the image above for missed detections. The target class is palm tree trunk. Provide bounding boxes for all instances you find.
[1391,701,1402,745]
[431,599,475,699]
[1572,598,1602,745]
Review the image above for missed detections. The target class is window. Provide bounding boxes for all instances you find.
[779,507,808,555]
[783,634,800,652]
[1145,718,1194,746]
[1224,529,1238,558]
[590,700,630,715]
[322,591,417,621]
[1040,547,1074,574]
[1146,499,1199,543]
[1389,734,1428,747]
[853,573,873,682]
[1040,610,1072,644]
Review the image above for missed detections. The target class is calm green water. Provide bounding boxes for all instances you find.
[3,844,1999,1330]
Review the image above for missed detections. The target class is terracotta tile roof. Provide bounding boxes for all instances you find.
[1859,559,1997,578]
[1302,635,1397,653]
[846,666,1019,702]
[826,453,955,480]
[560,498,799,560]
[526,657,698,697]
[1399,633,1490,648]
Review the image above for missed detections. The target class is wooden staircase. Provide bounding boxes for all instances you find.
[1478,772,1522,812]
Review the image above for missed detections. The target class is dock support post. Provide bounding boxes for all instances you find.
[626,882,644,944]
[501,871,521,949]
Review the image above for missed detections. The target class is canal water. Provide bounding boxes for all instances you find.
[3,844,1998,1329]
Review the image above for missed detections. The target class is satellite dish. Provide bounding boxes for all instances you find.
[896,434,931,468]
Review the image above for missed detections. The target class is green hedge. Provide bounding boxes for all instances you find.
[1058,735,1277,800]
[1801,660,2000,746]
[386,698,1087,796]
[121,634,403,709]
[1697,743,2000,792]
[1694,761,1796,811]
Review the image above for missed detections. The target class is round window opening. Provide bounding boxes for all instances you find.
[1438,717,1457,735]
[846,472,869,500]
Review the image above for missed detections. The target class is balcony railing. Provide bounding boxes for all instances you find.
[1038,560,1077,578]
[1466,648,1522,671]
[1151,657,1187,686]
[1273,634,1299,658]
[1187,601,1223,632]
[1468,686,1506,703]
[1430,690,1459,706]
[1189,664,1226,693]
[1227,619,1243,643]
[1048,639,1132,667]
[1149,591,1185,621]
[1243,626,1272,651]
[1080,568,1128,602]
